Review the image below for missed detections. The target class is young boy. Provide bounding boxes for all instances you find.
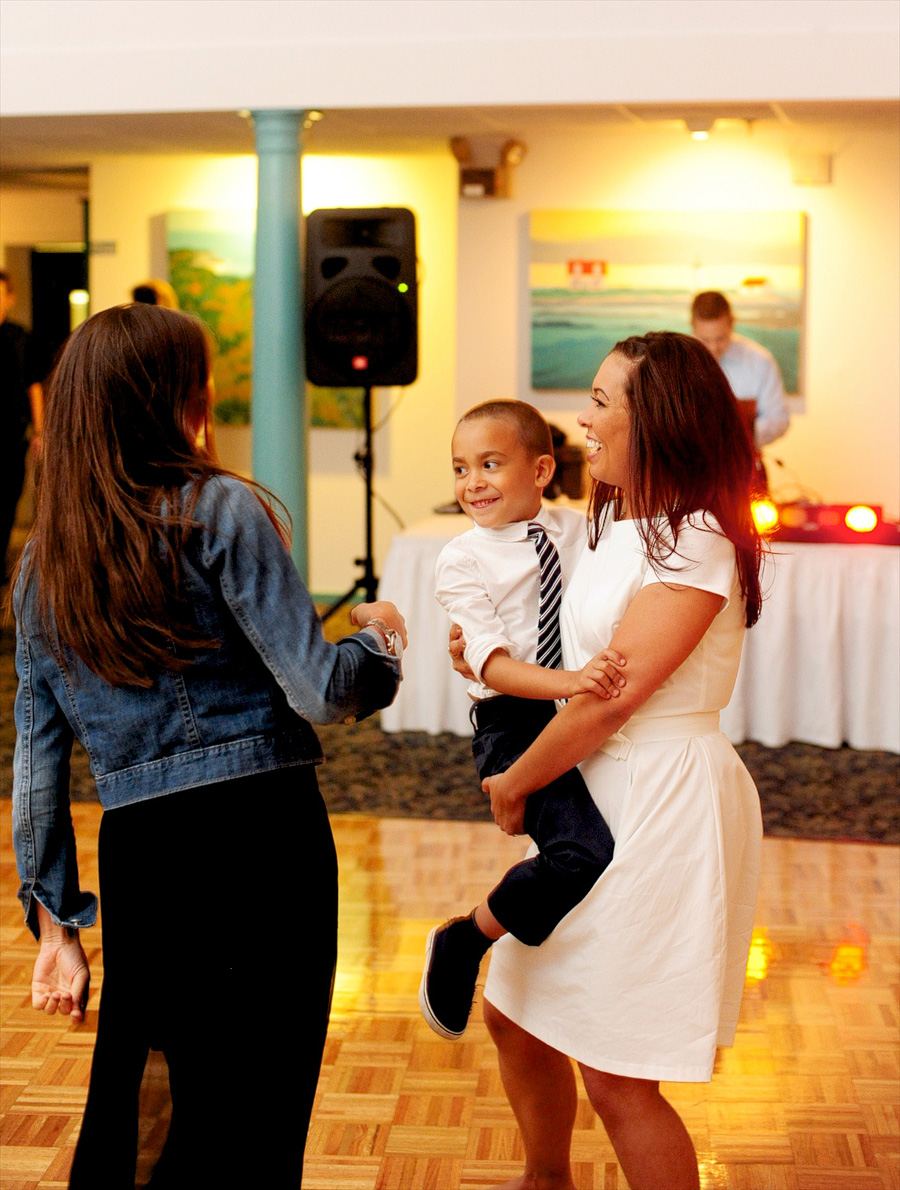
[419,399,624,1040]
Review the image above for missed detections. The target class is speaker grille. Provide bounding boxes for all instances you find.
[307,278,413,379]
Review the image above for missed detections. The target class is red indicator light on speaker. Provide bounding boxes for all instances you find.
[351,355,369,371]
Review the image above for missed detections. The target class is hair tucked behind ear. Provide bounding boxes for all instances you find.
[588,331,764,627]
[20,303,288,687]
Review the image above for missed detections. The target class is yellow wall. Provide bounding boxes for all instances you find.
[87,150,458,594]
[0,187,85,257]
[303,153,458,594]
[87,155,258,312]
[0,187,86,326]
[457,113,900,517]
[6,112,898,595]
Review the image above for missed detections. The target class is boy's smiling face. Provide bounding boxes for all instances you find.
[452,416,553,529]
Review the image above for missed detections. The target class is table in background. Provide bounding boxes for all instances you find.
[379,514,900,753]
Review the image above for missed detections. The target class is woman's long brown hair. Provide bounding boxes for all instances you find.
[588,331,764,627]
[21,303,287,687]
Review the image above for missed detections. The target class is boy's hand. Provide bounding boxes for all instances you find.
[567,649,627,699]
[448,624,476,681]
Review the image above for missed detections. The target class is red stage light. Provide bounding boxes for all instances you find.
[770,503,898,545]
[845,505,878,533]
[751,499,779,534]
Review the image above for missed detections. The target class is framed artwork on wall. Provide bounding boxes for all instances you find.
[161,210,364,428]
[165,210,254,423]
[529,209,806,395]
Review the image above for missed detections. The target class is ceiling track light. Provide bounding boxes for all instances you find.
[450,136,527,199]
[685,117,714,140]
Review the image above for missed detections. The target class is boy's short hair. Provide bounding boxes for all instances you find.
[458,400,552,458]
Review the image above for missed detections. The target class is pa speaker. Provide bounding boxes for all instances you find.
[304,207,418,387]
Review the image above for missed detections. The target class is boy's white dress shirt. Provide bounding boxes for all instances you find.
[434,503,587,702]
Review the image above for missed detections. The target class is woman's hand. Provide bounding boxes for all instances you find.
[33,906,90,1024]
[352,601,408,648]
[448,624,476,680]
[482,769,528,836]
[566,649,627,699]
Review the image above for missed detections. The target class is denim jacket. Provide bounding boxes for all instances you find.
[12,475,401,939]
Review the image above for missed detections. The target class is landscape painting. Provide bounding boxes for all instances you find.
[530,209,806,393]
[166,211,255,424]
[165,211,363,428]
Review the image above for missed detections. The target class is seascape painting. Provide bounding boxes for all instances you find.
[530,210,806,393]
[165,211,363,428]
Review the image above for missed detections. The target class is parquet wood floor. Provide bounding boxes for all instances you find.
[1,802,898,1189]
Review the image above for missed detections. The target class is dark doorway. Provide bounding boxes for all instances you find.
[30,250,87,380]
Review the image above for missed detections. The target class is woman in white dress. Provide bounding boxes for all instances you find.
[480,332,764,1190]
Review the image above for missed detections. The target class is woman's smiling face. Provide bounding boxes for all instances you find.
[578,352,633,494]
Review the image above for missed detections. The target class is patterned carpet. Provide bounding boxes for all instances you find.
[2,616,897,843]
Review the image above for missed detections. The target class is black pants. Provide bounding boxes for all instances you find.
[68,766,337,1190]
[472,696,615,946]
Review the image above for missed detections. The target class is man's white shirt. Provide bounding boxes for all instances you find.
[718,333,790,448]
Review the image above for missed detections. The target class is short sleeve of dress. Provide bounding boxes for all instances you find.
[640,514,737,608]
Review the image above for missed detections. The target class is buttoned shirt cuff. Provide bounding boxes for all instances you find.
[21,886,98,943]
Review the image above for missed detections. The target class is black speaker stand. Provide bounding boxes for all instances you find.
[322,385,378,621]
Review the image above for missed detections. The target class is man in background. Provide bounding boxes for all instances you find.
[1,269,44,580]
[690,290,790,450]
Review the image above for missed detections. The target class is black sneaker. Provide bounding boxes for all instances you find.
[418,915,492,1040]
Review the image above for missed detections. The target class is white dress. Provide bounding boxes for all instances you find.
[483,513,763,1083]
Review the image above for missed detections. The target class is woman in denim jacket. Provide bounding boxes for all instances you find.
[12,303,406,1189]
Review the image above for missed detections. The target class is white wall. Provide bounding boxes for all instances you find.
[457,112,900,517]
[88,149,458,594]
[3,1,898,115]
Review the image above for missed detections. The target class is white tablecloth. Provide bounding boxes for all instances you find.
[379,515,900,753]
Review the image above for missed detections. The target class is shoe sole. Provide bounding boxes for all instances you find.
[418,925,467,1041]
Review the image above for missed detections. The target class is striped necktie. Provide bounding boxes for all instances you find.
[527,522,563,670]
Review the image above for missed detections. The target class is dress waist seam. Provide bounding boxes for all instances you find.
[599,712,720,759]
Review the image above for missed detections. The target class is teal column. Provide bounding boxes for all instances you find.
[251,109,307,577]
